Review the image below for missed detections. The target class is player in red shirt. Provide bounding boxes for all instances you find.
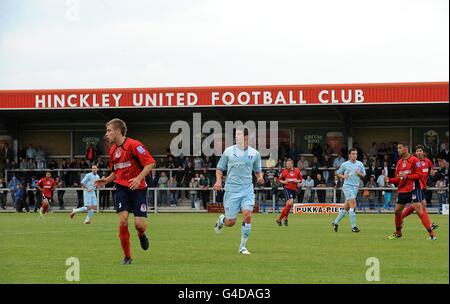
[276,159,302,226]
[36,171,56,218]
[400,145,438,230]
[386,143,437,240]
[95,118,156,265]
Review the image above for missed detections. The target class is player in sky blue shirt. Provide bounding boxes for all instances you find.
[70,165,100,224]
[332,148,366,233]
[213,128,264,255]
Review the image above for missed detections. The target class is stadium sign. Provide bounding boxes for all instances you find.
[0,82,447,110]
[293,203,345,214]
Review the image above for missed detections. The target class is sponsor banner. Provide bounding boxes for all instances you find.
[0,82,447,110]
[293,203,345,214]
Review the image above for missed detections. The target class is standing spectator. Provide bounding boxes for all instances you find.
[36,158,46,170]
[315,174,327,203]
[333,151,346,170]
[157,171,168,207]
[436,177,447,214]
[297,155,309,178]
[167,176,178,207]
[311,143,323,160]
[85,144,98,164]
[147,171,159,204]
[198,173,210,210]
[332,175,342,204]
[8,176,20,208]
[27,179,36,210]
[383,181,395,210]
[1,143,14,172]
[71,181,84,208]
[269,175,281,212]
[367,159,381,181]
[174,166,185,201]
[15,183,28,212]
[55,176,65,210]
[377,142,388,160]
[185,162,195,185]
[189,177,199,209]
[19,158,28,170]
[26,144,36,161]
[297,178,305,204]
[367,142,378,158]
[377,169,387,207]
[365,175,377,210]
[60,158,70,186]
[97,157,107,169]
[438,141,449,162]
[17,144,26,161]
[36,146,46,168]
[310,156,321,179]
[352,143,364,162]
[204,156,213,169]
[0,177,7,209]
[304,175,315,203]
[322,154,333,184]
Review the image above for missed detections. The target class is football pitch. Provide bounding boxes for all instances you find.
[0,212,448,284]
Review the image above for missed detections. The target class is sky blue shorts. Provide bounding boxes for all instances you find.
[223,185,255,220]
[342,185,359,201]
[84,192,97,206]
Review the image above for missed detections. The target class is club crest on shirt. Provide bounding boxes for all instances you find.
[416,161,421,168]
[115,148,122,158]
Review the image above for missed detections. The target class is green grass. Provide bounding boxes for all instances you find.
[0,212,448,284]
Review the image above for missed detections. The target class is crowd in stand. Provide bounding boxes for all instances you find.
[0,139,448,212]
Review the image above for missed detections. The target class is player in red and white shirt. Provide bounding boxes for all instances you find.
[276,159,302,226]
[95,118,156,265]
[36,171,55,218]
[385,143,436,240]
[401,145,438,231]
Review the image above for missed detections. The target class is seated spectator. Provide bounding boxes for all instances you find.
[193,156,204,170]
[19,158,28,170]
[79,159,89,170]
[303,175,315,203]
[365,175,377,210]
[322,154,333,183]
[332,151,346,170]
[297,156,309,178]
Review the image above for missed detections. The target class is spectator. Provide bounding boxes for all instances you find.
[167,176,178,207]
[311,143,323,160]
[48,159,59,170]
[332,151,346,170]
[322,143,332,159]
[147,171,159,204]
[185,162,195,185]
[367,159,381,181]
[158,172,168,207]
[332,175,342,204]
[365,175,377,210]
[315,174,327,203]
[193,156,204,170]
[352,143,364,162]
[288,144,299,163]
[297,155,309,178]
[204,156,213,169]
[362,153,369,167]
[390,141,399,163]
[26,144,36,161]
[198,173,211,210]
[27,179,36,209]
[14,183,28,212]
[96,157,107,169]
[310,156,321,178]
[27,159,36,170]
[297,178,305,204]
[0,177,7,209]
[367,142,378,158]
[8,176,20,207]
[438,141,449,162]
[36,158,46,170]
[36,146,46,168]
[322,154,333,184]
[269,175,280,212]
[85,144,98,164]
[304,175,314,203]
[377,169,387,207]
[383,180,395,210]
[377,142,388,160]
[174,166,185,201]
[189,177,199,209]
[436,177,447,214]
[79,159,89,170]
[1,142,14,168]
[19,158,28,170]
[17,144,26,161]
[71,181,84,208]
[61,158,70,186]
[55,176,65,210]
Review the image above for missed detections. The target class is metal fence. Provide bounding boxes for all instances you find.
[0,186,448,214]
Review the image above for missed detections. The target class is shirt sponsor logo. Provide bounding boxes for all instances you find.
[114,161,132,170]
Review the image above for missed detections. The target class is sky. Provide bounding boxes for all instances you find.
[0,0,448,89]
